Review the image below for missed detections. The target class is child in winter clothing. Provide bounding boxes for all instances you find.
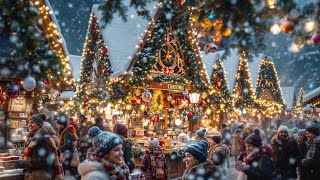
[141,138,168,180]
[183,140,221,180]
[78,126,130,180]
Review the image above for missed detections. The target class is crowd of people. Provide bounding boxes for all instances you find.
[13,112,320,180]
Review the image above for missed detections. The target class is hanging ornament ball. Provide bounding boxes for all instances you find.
[143,111,149,116]
[201,93,208,99]
[187,112,193,118]
[190,116,195,122]
[130,97,137,104]
[222,28,232,37]
[281,19,294,33]
[311,32,320,46]
[149,102,154,107]
[213,34,223,44]
[58,100,65,106]
[171,100,176,105]
[0,93,6,105]
[196,32,206,43]
[6,84,20,99]
[23,75,36,91]
[44,79,51,85]
[142,90,152,102]
[182,89,189,96]
[182,111,187,116]
[204,44,218,54]
[208,12,216,21]
[198,99,204,106]
[167,95,173,101]
[203,115,208,119]
[37,81,45,90]
[197,115,202,120]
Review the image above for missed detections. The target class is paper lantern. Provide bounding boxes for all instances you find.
[6,84,20,99]
[23,75,36,91]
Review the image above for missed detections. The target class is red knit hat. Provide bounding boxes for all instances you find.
[113,123,128,137]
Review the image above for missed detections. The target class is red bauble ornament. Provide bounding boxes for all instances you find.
[101,47,108,56]
[83,98,91,103]
[214,77,221,90]
[187,112,193,118]
[44,79,51,85]
[6,84,20,99]
[213,34,223,44]
[311,32,320,46]
[204,44,218,54]
[15,78,23,86]
[281,19,294,33]
[198,99,204,106]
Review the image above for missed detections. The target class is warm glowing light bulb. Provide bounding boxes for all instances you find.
[270,23,281,35]
[304,20,316,33]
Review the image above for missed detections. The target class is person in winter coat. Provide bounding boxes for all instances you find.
[78,114,90,161]
[271,125,299,180]
[239,126,253,155]
[78,126,130,180]
[56,115,80,179]
[296,129,308,180]
[183,140,222,180]
[231,128,242,160]
[91,116,111,132]
[194,128,208,142]
[141,138,169,180]
[113,123,135,172]
[208,135,230,180]
[266,124,277,144]
[301,123,320,180]
[236,128,273,180]
[19,114,64,180]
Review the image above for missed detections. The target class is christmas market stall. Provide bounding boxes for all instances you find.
[0,0,74,178]
[303,86,320,119]
[281,86,297,119]
[75,1,213,178]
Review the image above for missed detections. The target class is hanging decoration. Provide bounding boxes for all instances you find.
[213,34,223,44]
[37,80,45,90]
[208,11,216,21]
[6,84,20,99]
[201,92,208,99]
[280,19,294,33]
[151,90,164,111]
[311,31,320,46]
[23,75,37,91]
[44,79,51,85]
[204,43,218,54]
[167,95,173,101]
[142,89,152,102]
[134,89,141,96]
[214,76,222,90]
[196,32,206,43]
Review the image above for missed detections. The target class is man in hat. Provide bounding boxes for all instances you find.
[301,123,320,180]
[271,125,299,179]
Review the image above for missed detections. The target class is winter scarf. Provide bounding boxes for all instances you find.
[306,136,320,159]
[58,125,78,145]
[242,144,273,164]
[146,146,166,178]
[23,135,64,180]
[98,158,130,180]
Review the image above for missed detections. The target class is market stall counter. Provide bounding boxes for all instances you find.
[0,153,23,180]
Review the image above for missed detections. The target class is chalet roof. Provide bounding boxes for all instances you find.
[303,86,320,103]
[199,51,219,84]
[247,54,267,91]
[69,55,82,81]
[281,86,296,110]
[91,1,158,77]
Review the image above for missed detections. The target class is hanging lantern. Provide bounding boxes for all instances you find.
[6,84,20,99]
[167,95,173,101]
[23,75,36,91]
[280,19,294,33]
[270,23,281,35]
[265,0,276,9]
[208,12,216,21]
[37,81,45,90]
[189,92,200,104]
[311,31,320,46]
[196,32,206,43]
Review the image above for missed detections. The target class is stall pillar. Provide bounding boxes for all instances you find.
[164,108,168,133]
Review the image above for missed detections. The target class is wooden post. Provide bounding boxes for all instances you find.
[164,107,168,134]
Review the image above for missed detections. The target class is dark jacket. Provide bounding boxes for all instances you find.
[238,144,273,180]
[301,136,320,180]
[221,127,231,147]
[91,123,111,132]
[271,134,299,179]
[182,161,221,180]
[116,134,135,172]
[297,141,308,178]
[58,125,78,168]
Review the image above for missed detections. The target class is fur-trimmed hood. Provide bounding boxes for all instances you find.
[271,132,293,145]
[78,160,110,180]
[183,161,222,180]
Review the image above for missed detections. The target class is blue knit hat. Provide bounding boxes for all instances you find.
[185,140,209,163]
[196,128,206,138]
[88,126,123,157]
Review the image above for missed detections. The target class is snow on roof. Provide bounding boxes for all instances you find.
[91,1,159,77]
[199,51,219,84]
[303,86,320,103]
[44,0,69,56]
[69,55,82,81]
[248,54,265,91]
[281,86,296,110]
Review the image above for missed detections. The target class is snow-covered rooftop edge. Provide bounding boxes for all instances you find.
[69,55,82,81]
[91,1,159,78]
[281,86,295,110]
[303,86,320,103]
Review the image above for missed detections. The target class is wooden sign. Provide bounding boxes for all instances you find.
[150,82,184,91]
[9,96,27,112]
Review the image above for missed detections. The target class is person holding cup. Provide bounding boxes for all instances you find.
[235,128,273,180]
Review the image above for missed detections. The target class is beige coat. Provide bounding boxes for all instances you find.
[231,131,241,155]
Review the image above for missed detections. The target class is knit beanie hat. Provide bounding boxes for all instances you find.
[277,125,289,134]
[56,115,68,126]
[292,127,299,134]
[88,126,123,157]
[211,135,221,144]
[30,113,46,127]
[196,128,206,138]
[113,123,128,137]
[306,123,319,136]
[185,140,209,163]
[298,129,306,136]
[244,129,262,147]
[148,138,160,148]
